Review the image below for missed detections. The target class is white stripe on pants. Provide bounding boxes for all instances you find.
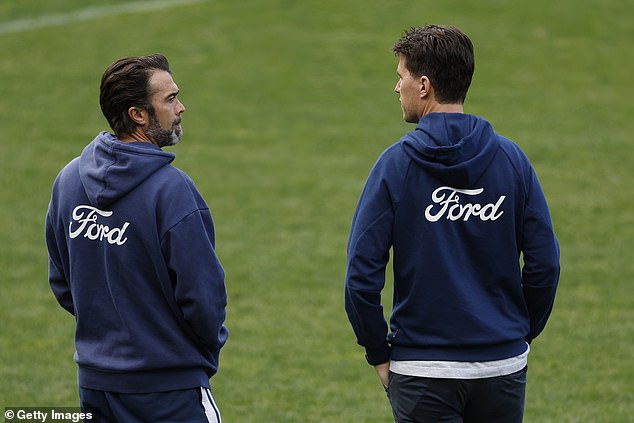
[201,387,222,423]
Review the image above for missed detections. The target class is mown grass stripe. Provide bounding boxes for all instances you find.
[0,0,208,35]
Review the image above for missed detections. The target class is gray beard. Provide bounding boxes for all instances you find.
[146,115,183,148]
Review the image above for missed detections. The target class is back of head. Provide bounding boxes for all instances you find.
[393,25,474,104]
[99,54,171,139]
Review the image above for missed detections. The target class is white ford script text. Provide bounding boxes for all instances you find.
[424,186,506,222]
[69,205,130,245]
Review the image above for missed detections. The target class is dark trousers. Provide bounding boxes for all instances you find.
[79,386,221,423]
[387,367,527,423]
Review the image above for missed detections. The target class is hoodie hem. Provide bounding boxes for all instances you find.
[390,339,528,362]
[78,366,211,393]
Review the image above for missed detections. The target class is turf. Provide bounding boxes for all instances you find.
[0,0,632,421]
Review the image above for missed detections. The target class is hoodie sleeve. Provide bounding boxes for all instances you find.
[345,148,402,365]
[161,207,228,354]
[521,166,560,342]
[45,198,75,315]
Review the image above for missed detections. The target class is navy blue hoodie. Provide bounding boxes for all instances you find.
[46,132,228,393]
[345,113,560,365]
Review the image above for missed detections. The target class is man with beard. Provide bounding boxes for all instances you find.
[46,54,227,422]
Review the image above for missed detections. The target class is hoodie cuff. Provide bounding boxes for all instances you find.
[365,344,391,366]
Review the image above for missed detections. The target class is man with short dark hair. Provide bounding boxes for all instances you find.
[344,25,560,422]
[46,54,227,422]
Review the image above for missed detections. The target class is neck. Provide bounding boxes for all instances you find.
[120,128,158,146]
[420,102,464,118]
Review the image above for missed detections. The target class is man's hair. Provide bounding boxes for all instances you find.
[99,54,171,138]
[392,25,474,104]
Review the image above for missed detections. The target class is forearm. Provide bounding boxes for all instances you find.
[344,284,391,364]
[48,262,74,315]
[375,362,390,388]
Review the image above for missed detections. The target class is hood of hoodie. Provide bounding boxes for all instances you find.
[401,113,500,187]
[79,132,175,208]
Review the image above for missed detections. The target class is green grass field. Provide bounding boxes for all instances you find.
[1,0,632,421]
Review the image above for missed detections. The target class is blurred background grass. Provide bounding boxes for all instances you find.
[0,0,632,421]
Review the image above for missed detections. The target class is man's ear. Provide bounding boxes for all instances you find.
[128,107,148,126]
[419,75,432,99]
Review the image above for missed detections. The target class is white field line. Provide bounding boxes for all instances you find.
[0,0,208,35]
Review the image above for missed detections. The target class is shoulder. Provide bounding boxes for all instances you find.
[166,165,198,189]
[150,166,213,237]
[359,139,413,206]
[492,134,538,199]
[496,135,530,162]
[57,156,80,177]
[380,139,408,161]
[369,139,411,174]
[51,157,81,192]
[156,165,209,210]
[361,140,412,189]
[495,134,534,173]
